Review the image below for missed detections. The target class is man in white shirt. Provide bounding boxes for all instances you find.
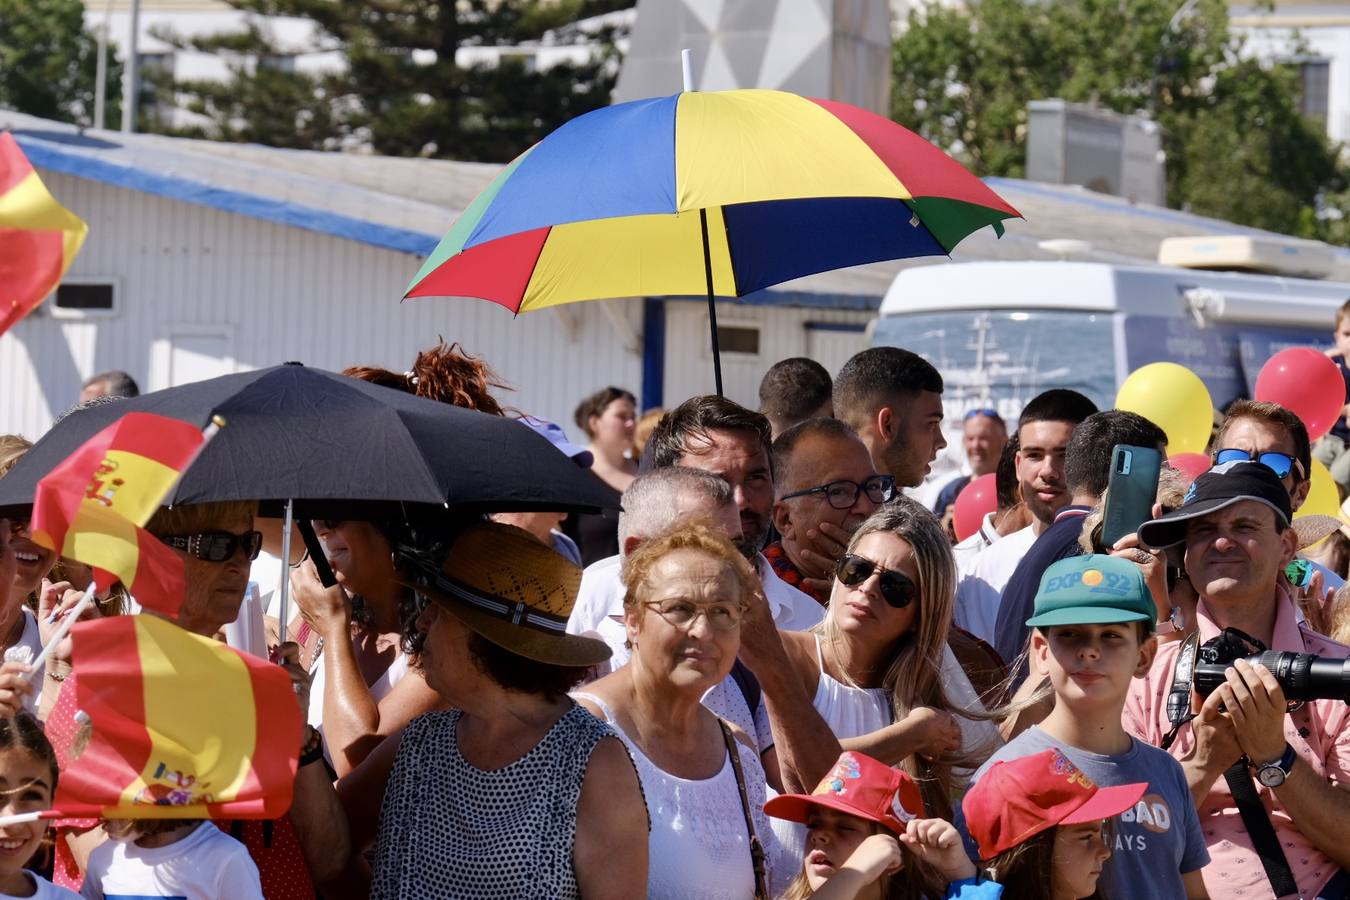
[953,389,1097,644]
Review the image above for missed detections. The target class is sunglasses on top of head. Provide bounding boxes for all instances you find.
[1213,448,1305,481]
[834,554,918,609]
[160,530,263,563]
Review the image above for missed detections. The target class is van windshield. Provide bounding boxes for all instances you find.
[871,310,1115,422]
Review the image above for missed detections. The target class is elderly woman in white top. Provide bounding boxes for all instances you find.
[574,520,773,900]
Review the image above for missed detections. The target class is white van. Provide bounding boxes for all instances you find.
[873,249,1350,427]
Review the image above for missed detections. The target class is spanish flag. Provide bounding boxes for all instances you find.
[0,132,88,336]
[30,412,208,617]
[54,614,300,819]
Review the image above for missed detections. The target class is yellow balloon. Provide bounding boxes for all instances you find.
[1296,458,1340,521]
[1115,363,1214,455]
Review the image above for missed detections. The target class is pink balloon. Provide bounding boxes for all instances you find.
[1167,452,1211,486]
[1254,347,1346,441]
[952,473,997,542]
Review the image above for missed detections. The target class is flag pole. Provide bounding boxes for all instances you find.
[0,810,59,828]
[23,584,96,682]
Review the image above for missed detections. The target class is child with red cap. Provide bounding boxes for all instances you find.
[765,751,999,899]
[963,748,1147,899]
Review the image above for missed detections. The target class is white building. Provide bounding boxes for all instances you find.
[1231,1,1350,146]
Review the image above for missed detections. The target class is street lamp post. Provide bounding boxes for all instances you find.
[121,0,141,133]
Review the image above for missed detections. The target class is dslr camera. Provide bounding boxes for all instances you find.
[1192,628,1350,703]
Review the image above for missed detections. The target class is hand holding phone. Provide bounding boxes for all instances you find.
[1102,445,1163,548]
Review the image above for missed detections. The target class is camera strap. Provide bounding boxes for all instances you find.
[1224,763,1299,898]
[1162,632,1300,897]
[1162,631,1201,752]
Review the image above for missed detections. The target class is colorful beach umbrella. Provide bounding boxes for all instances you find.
[405,88,1020,393]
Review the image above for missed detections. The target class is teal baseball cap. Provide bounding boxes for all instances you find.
[1026,555,1154,632]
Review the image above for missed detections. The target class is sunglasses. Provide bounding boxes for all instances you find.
[835,554,918,609]
[964,407,1002,422]
[1213,448,1305,481]
[160,530,263,563]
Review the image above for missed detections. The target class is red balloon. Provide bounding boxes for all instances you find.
[952,473,998,542]
[1254,347,1346,442]
[1167,452,1211,486]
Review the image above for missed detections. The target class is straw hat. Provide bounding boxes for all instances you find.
[399,521,611,667]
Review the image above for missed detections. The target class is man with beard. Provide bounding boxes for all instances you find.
[953,389,1098,644]
[832,346,947,489]
[641,395,825,631]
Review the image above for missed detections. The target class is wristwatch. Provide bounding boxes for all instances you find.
[1156,606,1182,636]
[1256,743,1297,788]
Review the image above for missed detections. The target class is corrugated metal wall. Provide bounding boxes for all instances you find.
[0,172,647,442]
[663,300,871,411]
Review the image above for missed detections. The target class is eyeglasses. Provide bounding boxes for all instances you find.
[835,554,918,609]
[1213,448,1305,481]
[160,530,263,563]
[782,475,896,510]
[643,599,744,632]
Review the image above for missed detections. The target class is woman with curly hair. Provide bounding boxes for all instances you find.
[288,340,506,777]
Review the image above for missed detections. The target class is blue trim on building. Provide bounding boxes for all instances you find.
[641,298,665,411]
[18,137,440,257]
[804,320,868,333]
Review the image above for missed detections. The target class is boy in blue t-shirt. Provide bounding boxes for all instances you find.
[970,555,1209,897]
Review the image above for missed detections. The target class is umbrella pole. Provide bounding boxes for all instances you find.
[699,208,724,397]
[277,498,294,645]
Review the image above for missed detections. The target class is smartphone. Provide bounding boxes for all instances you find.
[1101,445,1163,548]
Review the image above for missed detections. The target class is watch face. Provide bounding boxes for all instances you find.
[1258,765,1286,788]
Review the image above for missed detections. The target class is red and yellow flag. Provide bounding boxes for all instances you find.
[53,614,300,819]
[0,132,88,336]
[30,412,207,617]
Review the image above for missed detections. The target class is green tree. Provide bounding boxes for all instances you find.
[0,0,123,127]
[153,0,630,162]
[892,0,1349,243]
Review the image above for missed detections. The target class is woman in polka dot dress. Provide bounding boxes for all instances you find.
[336,522,649,899]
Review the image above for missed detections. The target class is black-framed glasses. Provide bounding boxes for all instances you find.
[643,599,744,631]
[1213,448,1305,481]
[161,530,263,563]
[782,475,896,510]
[835,554,918,609]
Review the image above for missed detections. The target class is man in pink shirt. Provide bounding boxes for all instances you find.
[1126,461,1350,899]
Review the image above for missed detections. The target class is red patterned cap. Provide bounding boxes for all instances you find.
[763,751,924,835]
[962,748,1147,860]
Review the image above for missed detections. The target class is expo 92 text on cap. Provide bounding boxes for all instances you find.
[962,749,1147,861]
[1025,554,1154,632]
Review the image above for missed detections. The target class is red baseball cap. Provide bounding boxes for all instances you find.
[962,749,1147,861]
[763,751,924,835]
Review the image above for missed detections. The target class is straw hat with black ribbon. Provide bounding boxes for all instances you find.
[396,521,611,668]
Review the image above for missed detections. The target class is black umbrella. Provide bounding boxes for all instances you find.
[0,363,614,520]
